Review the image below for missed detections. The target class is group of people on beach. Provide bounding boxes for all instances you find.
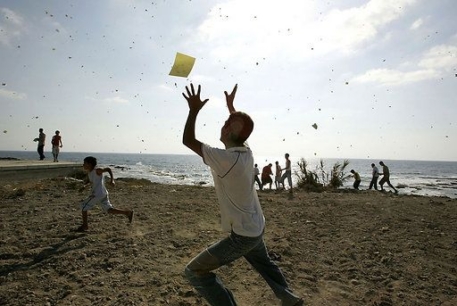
[77,83,303,306]
[54,80,404,304]
[254,153,293,192]
[350,161,398,193]
[74,82,402,306]
[33,128,63,162]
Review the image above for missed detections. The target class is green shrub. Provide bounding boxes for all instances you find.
[295,158,320,188]
[295,158,350,191]
[328,160,351,188]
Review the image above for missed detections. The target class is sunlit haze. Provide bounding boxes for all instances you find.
[1,0,456,161]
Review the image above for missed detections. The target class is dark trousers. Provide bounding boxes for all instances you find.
[37,145,45,160]
[254,175,262,190]
[184,231,301,306]
[353,180,361,190]
[369,176,378,190]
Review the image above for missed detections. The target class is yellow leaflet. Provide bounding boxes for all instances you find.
[169,52,196,78]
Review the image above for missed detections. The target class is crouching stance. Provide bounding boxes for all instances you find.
[182,83,303,306]
[77,156,134,232]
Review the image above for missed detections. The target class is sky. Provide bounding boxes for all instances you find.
[1,0,456,162]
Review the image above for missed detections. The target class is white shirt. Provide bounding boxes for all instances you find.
[372,166,379,177]
[88,169,108,198]
[254,167,260,176]
[202,144,265,237]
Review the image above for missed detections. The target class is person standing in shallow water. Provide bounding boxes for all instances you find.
[182,83,303,306]
[379,161,398,194]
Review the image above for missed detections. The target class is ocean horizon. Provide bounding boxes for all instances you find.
[1,150,456,199]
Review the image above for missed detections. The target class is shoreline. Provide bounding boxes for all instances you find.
[0,161,455,200]
[1,154,456,199]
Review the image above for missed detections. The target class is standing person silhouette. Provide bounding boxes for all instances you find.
[379,161,398,194]
[275,161,283,189]
[182,83,303,306]
[280,153,293,192]
[261,163,274,190]
[254,163,263,190]
[51,130,63,162]
[33,128,46,160]
[369,163,379,190]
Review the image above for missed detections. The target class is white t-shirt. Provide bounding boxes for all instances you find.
[88,169,108,198]
[254,167,260,176]
[202,143,265,237]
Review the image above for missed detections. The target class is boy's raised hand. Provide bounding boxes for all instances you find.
[224,84,238,113]
[182,83,209,113]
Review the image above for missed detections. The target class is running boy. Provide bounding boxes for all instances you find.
[182,83,303,306]
[77,156,134,232]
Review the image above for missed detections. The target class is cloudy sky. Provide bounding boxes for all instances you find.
[1,0,456,161]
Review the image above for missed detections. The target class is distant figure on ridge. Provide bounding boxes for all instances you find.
[181,83,303,306]
[350,169,361,190]
[76,156,134,232]
[280,153,293,192]
[33,128,46,160]
[368,163,379,190]
[51,130,63,162]
[254,163,262,190]
[261,163,274,190]
[275,160,283,189]
[379,161,398,194]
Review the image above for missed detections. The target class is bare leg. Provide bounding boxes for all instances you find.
[108,208,134,223]
[78,210,89,231]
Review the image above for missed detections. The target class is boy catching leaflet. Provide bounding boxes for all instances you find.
[182,83,303,306]
[76,156,134,232]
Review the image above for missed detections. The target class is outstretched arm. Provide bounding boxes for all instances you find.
[96,167,115,185]
[224,84,238,114]
[182,83,209,157]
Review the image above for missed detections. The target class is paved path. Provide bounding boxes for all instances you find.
[0,159,82,181]
[0,159,81,170]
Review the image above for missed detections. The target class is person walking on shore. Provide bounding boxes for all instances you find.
[280,153,293,192]
[182,83,303,306]
[51,130,63,162]
[350,169,361,190]
[77,156,134,232]
[275,161,283,189]
[261,163,274,190]
[254,163,262,190]
[379,161,398,194]
[33,128,46,160]
[369,163,379,190]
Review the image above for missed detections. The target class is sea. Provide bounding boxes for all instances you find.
[1,151,457,199]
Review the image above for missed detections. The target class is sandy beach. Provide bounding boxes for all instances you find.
[1,173,457,306]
